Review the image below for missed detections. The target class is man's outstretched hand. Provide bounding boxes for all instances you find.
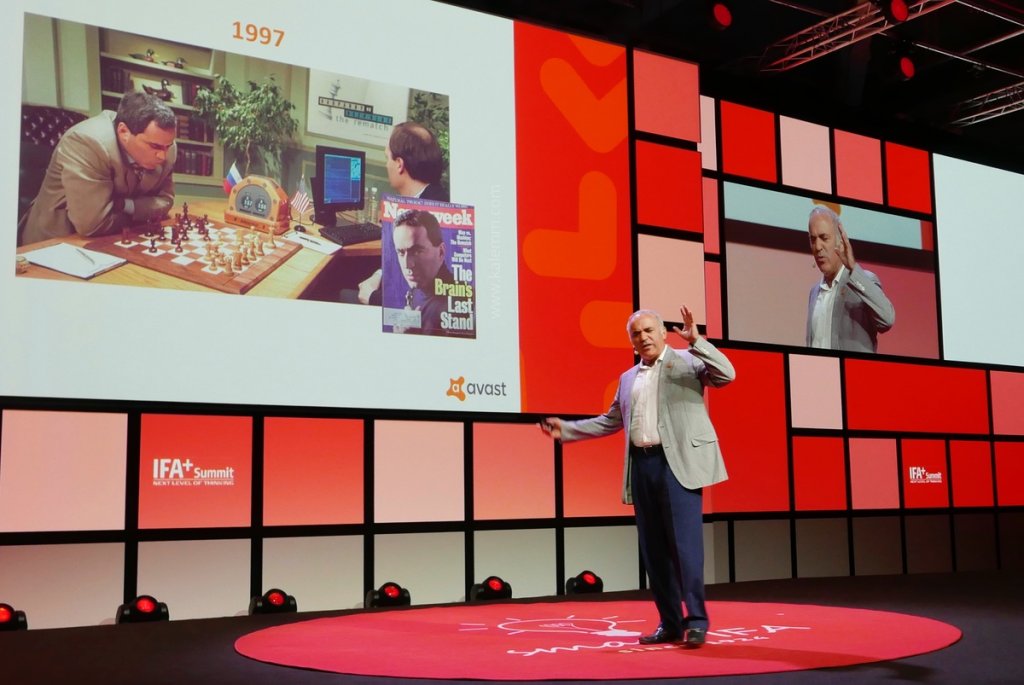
[539,417,562,440]
[671,304,699,344]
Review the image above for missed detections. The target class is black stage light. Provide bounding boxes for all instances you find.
[365,581,411,608]
[566,570,604,595]
[897,53,916,80]
[876,0,910,24]
[708,1,733,31]
[0,603,28,631]
[469,575,512,602]
[249,588,297,615]
[116,595,169,624]
[893,43,918,81]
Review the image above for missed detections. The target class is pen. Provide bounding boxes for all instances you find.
[75,247,96,265]
[295,234,327,247]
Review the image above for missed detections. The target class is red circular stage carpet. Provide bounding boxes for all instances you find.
[235,600,960,679]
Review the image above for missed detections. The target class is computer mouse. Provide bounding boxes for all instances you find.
[293,224,307,233]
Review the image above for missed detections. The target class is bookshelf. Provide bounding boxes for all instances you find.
[98,30,223,186]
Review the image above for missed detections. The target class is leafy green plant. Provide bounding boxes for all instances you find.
[409,90,450,192]
[193,75,298,176]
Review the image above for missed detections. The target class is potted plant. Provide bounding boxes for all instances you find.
[193,75,298,177]
[409,89,450,195]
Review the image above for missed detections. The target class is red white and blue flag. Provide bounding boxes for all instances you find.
[223,161,242,195]
[291,175,312,217]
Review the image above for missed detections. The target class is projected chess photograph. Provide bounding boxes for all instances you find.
[14,17,451,305]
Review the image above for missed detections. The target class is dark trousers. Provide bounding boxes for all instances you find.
[630,444,707,633]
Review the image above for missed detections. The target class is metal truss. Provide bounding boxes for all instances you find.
[950,80,1024,125]
[760,0,958,72]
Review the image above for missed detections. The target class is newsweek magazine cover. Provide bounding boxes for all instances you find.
[379,194,476,338]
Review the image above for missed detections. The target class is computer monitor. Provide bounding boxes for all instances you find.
[311,145,366,227]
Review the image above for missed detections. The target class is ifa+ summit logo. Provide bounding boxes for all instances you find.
[153,457,236,488]
[446,375,508,402]
[908,466,943,485]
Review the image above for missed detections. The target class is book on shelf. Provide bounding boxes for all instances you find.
[173,148,213,176]
[175,114,190,140]
[101,65,130,93]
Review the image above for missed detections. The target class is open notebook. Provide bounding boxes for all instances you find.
[22,242,126,279]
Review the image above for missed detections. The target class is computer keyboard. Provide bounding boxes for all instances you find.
[319,222,383,246]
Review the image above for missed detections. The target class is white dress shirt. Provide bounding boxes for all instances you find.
[810,264,846,349]
[629,347,665,447]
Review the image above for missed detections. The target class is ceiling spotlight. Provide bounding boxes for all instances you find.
[709,1,733,30]
[890,42,917,82]
[898,53,916,80]
[249,588,297,615]
[876,0,910,24]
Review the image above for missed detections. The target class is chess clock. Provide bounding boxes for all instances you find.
[225,175,291,235]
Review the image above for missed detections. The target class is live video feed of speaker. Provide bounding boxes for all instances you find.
[723,182,940,359]
[1,1,520,411]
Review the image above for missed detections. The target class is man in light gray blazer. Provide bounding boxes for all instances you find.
[20,91,177,246]
[541,305,735,647]
[807,205,895,353]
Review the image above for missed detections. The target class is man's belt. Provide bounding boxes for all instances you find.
[630,443,664,456]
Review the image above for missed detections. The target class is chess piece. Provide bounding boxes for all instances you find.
[224,258,234,275]
[233,251,243,270]
[148,238,157,253]
[254,240,265,257]
[120,226,132,246]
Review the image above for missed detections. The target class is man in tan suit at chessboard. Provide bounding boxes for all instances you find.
[20,91,177,246]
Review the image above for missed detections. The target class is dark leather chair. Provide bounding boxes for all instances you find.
[18,104,88,244]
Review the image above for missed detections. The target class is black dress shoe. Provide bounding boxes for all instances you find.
[683,627,707,646]
[639,626,683,645]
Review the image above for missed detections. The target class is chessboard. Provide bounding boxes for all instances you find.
[84,206,302,295]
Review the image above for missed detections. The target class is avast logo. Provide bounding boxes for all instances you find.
[446,376,509,401]
[447,376,467,401]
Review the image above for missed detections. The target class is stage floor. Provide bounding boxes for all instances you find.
[4,570,1022,685]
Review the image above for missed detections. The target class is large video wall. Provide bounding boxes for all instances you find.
[1,0,1022,629]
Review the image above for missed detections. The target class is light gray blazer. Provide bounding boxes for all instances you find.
[560,338,735,503]
[806,264,895,353]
